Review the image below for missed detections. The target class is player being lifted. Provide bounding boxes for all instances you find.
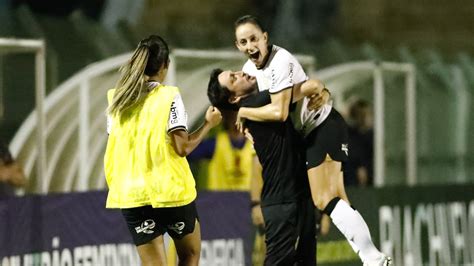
[232,15,391,266]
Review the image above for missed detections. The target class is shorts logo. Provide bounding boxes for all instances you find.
[135,219,155,234]
[168,222,185,235]
[341,144,349,156]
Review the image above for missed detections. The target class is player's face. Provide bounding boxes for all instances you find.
[235,23,269,68]
[218,70,256,98]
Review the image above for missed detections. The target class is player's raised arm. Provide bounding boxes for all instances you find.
[170,106,222,157]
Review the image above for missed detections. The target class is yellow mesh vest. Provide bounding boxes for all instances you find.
[104,85,196,208]
[207,132,254,191]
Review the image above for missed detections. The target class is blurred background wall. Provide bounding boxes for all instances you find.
[0,0,473,188]
[338,0,474,53]
[1,0,472,139]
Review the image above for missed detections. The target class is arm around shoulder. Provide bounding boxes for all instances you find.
[293,79,325,102]
[238,88,292,122]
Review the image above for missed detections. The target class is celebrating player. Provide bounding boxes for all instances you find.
[104,35,221,266]
[231,15,391,266]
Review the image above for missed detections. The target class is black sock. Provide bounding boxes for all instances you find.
[323,197,341,216]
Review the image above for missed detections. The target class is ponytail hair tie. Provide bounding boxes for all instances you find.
[139,40,149,49]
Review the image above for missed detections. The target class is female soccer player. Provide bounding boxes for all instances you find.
[232,15,391,266]
[104,35,221,266]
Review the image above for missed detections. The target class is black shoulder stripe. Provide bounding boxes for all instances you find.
[168,126,187,133]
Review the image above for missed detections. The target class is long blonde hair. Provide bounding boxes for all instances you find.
[107,35,170,116]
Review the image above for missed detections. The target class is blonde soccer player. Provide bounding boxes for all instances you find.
[104,35,222,266]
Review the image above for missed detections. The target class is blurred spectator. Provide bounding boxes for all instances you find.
[0,139,26,196]
[345,99,373,187]
[188,109,254,191]
[12,0,106,19]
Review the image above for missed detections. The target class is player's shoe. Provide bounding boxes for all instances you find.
[363,254,392,266]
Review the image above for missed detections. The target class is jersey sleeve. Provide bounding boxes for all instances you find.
[167,93,188,133]
[269,49,310,94]
[268,52,296,94]
[106,89,115,134]
[242,60,254,73]
[106,115,112,134]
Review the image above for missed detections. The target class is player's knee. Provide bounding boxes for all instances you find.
[314,201,325,211]
[178,253,200,266]
[177,247,200,265]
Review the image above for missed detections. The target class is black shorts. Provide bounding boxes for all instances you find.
[305,108,349,169]
[262,198,316,266]
[121,201,199,246]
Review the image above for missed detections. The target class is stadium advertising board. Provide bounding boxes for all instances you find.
[1,186,473,265]
[0,191,252,266]
[318,185,474,266]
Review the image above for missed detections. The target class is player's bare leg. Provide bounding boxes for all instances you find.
[307,155,391,265]
[173,219,201,266]
[136,235,167,266]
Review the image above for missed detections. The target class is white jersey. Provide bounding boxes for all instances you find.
[242,45,331,136]
[106,82,188,134]
[293,101,332,138]
[243,45,307,93]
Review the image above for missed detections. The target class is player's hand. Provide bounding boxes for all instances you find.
[205,106,222,127]
[308,88,330,111]
[235,111,245,133]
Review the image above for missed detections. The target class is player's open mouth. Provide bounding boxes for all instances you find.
[249,51,259,60]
